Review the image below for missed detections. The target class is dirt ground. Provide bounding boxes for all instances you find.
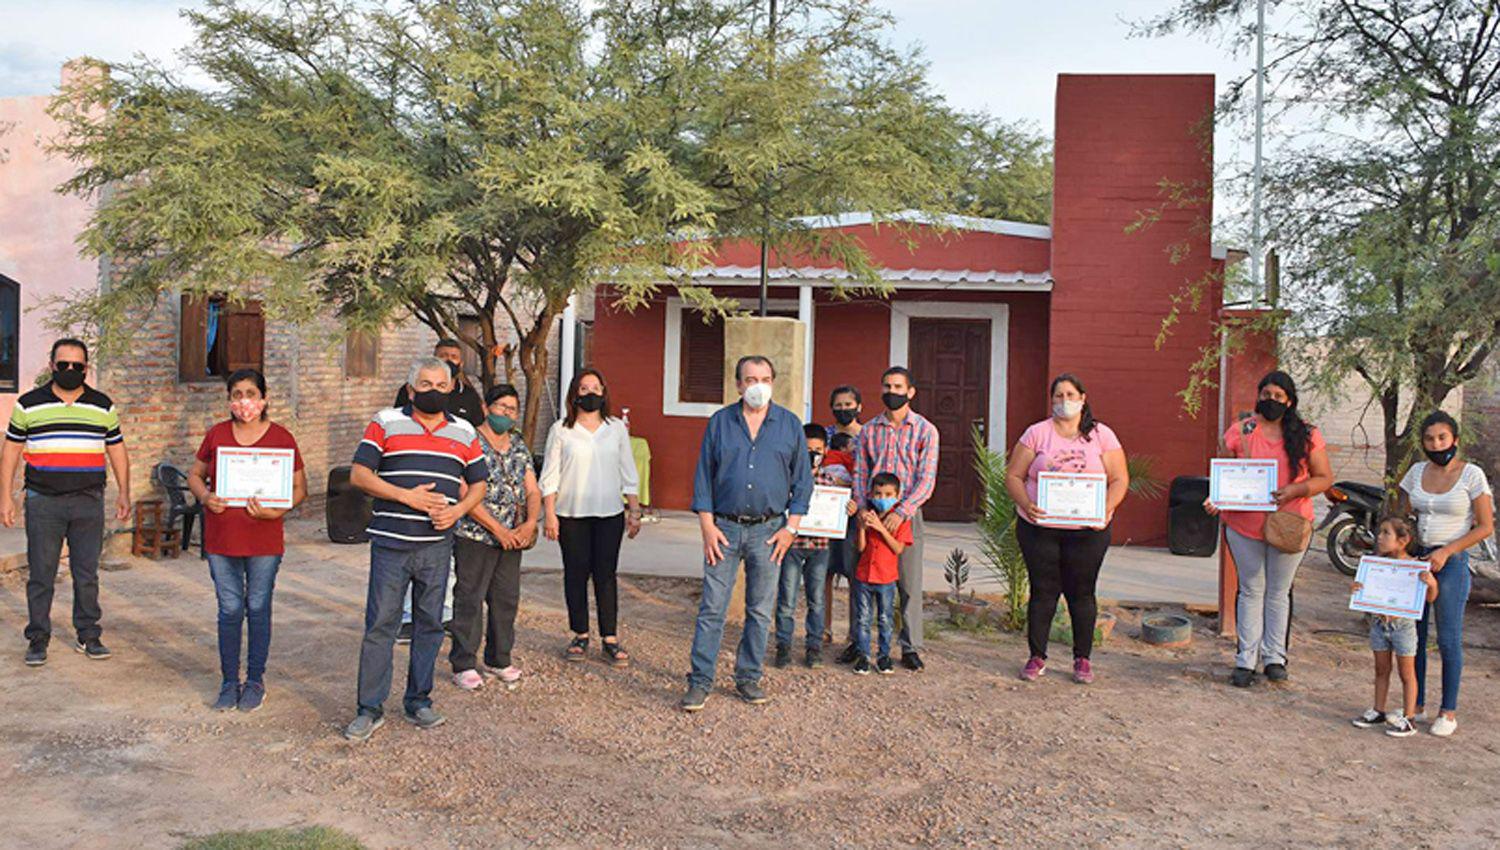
[3,520,1498,849]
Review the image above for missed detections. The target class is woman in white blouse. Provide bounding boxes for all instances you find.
[540,369,642,667]
[1395,411,1494,737]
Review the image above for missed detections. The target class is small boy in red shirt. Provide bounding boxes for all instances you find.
[853,472,913,675]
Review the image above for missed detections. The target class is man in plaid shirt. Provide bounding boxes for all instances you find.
[773,424,852,668]
[843,366,939,671]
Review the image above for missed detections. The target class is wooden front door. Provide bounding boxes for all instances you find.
[908,318,991,521]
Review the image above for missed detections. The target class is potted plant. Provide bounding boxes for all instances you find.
[944,548,989,624]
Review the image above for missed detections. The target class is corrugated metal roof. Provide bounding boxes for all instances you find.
[684,265,1054,290]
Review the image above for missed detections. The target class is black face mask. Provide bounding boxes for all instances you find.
[1255,399,1288,422]
[445,360,460,379]
[881,392,909,412]
[412,388,447,415]
[52,369,85,391]
[808,451,823,468]
[1424,446,1458,467]
[575,393,605,413]
[832,408,858,426]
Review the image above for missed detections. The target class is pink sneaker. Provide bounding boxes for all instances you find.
[495,665,522,684]
[1073,657,1094,685]
[1020,657,1046,681]
[452,669,483,691]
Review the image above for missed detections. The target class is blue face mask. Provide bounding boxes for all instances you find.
[870,496,898,514]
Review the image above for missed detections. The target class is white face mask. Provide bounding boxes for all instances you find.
[1052,399,1084,420]
[742,382,773,409]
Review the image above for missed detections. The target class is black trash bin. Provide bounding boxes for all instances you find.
[326,465,372,544]
[1167,475,1218,556]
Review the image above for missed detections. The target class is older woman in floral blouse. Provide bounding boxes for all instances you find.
[450,384,542,690]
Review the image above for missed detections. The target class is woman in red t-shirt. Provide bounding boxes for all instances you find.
[187,368,307,714]
[1204,370,1331,688]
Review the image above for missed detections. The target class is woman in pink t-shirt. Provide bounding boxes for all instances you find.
[1204,370,1331,688]
[1005,373,1130,685]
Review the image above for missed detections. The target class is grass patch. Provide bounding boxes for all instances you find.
[180,827,365,850]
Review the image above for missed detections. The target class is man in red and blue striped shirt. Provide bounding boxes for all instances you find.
[846,366,939,671]
[343,357,488,743]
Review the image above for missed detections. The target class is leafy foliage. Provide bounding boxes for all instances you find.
[1125,454,1167,501]
[47,0,975,442]
[1145,0,1500,477]
[943,547,970,599]
[972,424,1027,629]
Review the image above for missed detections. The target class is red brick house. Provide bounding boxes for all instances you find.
[591,74,1231,545]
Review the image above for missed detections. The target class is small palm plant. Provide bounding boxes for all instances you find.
[972,425,1028,630]
[1126,454,1166,501]
[944,548,971,601]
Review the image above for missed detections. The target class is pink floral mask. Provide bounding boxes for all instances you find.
[230,398,266,422]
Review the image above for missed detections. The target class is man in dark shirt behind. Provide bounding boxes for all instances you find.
[680,355,812,712]
[394,338,484,427]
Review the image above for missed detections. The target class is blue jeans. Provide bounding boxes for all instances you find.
[1416,550,1471,713]
[687,517,782,689]
[775,547,830,651]
[852,579,896,659]
[206,554,282,683]
[357,541,452,718]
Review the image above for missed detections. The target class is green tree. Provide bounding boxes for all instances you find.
[1147,0,1500,477]
[48,0,969,442]
[948,116,1052,224]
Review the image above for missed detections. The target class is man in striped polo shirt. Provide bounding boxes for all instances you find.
[1,338,132,667]
[342,357,488,743]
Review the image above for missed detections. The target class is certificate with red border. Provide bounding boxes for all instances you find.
[1349,556,1429,620]
[1209,458,1279,511]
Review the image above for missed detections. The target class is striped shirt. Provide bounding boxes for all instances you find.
[852,409,940,519]
[6,383,123,495]
[352,406,487,548]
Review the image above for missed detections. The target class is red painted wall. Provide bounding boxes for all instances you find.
[1050,75,1222,545]
[592,286,1051,511]
[1222,308,1279,426]
[710,224,1050,275]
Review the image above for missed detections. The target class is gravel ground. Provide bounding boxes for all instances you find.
[2,521,1498,849]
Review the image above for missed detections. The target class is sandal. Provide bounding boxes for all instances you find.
[565,635,589,662]
[602,641,630,668]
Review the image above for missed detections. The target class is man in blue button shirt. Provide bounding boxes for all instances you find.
[681,355,813,712]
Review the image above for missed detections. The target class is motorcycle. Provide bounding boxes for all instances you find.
[1319,480,1386,576]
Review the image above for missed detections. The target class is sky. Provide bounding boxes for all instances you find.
[0,0,1263,210]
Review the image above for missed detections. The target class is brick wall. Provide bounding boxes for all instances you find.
[98,294,438,521]
[1049,74,1222,545]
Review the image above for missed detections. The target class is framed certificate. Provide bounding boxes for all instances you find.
[798,485,853,539]
[1209,458,1279,511]
[215,447,296,509]
[1349,556,1429,619]
[1035,472,1107,527]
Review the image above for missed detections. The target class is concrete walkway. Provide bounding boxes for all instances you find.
[517,511,1218,606]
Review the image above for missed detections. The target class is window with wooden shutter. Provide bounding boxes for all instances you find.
[678,314,725,403]
[677,307,797,404]
[345,329,380,378]
[180,294,264,382]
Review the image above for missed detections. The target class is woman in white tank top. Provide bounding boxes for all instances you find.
[1395,411,1495,738]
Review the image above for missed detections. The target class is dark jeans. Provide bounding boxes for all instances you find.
[450,537,522,672]
[356,541,451,718]
[24,489,105,644]
[557,514,624,637]
[687,516,782,689]
[852,579,896,659]
[206,554,282,683]
[1017,519,1111,660]
[1416,549,1471,713]
[775,547,830,651]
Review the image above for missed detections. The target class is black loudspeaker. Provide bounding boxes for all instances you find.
[326,465,371,544]
[1169,503,1219,557]
[1169,475,1211,508]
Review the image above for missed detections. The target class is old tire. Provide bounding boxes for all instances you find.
[1141,614,1193,646]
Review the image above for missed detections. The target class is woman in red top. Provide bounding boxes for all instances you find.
[1205,371,1331,688]
[187,369,307,713]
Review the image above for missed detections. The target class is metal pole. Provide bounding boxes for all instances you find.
[1250,0,1265,308]
[757,0,778,317]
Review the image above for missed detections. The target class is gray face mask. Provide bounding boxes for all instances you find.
[1052,399,1083,419]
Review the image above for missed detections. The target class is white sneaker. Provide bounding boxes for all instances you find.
[452,669,484,691]
[1410,711,1429,724]
[1351,709,1386,729]
[1430,715,1458,737]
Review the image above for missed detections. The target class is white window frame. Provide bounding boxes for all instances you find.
[663,295,802,418]
[887,301,1009,453]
